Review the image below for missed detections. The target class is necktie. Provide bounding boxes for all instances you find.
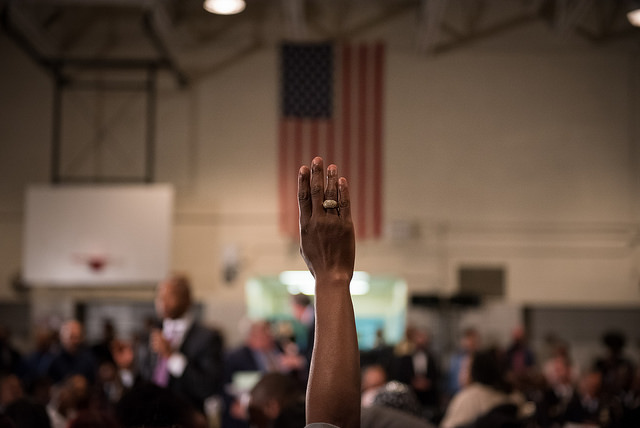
[152,355,169,387]
[152,325,176,387]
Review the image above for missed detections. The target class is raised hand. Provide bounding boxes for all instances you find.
[298,156,361,428]
[298,156,355,287]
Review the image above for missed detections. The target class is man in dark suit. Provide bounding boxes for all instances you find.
[391,326,440,413]
[141,273,224,412]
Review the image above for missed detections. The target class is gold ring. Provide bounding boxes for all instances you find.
[323,200,338,209]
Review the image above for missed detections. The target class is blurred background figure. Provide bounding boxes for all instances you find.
[3,397,52,428]
[140,273,224,415]
[447,327,481,399]
[361,364,388,407]
[441,348,523,428]
[248,372,305,428]
[505,325,536,388]
[116,381,207,428]
[0,325,23,378]
[391,325,441,418]
[0,374,24,411]
[47,321,96,385]
[22,325,56,394]
[89,319,115,367]
[595,330,635,400]
[535,345,578,427]
[564,366,605,426]
[290,293,314,363]
[46,374,91,428]
[223,319,305,427]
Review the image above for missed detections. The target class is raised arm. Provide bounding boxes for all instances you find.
[298,156,360,428]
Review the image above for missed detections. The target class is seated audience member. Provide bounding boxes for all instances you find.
[618,364,640,428]
[361,364,388,407]
[535,349,577,427]
[3,398,52,428]
[0,326,23,377]
[595,330,635,399]
[248,372,306,428]
[440,348,522,428]
[46,374,91,428]
[224,319,304,427]
[0,374,23,411]
[22,325,56,391]
[541,341,578,387]
[116,381,206,428]
[0,414,14,428]
[372,380,423,417]
[225,319,303,380]
[564,366,606,426]
[67,409,119,428]
[108,337,137,398]
[47,320,97,385]
[27,376,53,408]
[362,365,438,427]
[505,326,535,382]
[89,319,116,367]
[447,327,480,398]
[361,332,395,376]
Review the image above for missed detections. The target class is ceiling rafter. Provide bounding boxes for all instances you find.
[2,0,638,83]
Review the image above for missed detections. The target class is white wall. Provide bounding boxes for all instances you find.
[0,9,639,345]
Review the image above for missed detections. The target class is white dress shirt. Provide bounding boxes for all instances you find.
[163,312,194,377]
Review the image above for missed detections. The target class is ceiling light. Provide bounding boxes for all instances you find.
[628,10,640,27]
[628,1,640,27]
[203,0,246,15]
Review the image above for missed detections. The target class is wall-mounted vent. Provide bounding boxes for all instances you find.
[458,266,505,297]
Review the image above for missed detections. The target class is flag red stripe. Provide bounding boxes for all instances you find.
[373,43,384,237]
[293,120,303,170]
[357,45,368,237]
[327,121,335,165]
[310,120,319,161]
[279,43,383,240]
[341,45,352,185]
[278,120,288,234]
[293,120,304,237]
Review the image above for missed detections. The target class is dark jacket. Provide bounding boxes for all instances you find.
[140,322,224,411]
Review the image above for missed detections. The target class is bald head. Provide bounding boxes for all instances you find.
[155,274,192,320]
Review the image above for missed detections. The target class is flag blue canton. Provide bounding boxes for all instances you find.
[281,43,333,119]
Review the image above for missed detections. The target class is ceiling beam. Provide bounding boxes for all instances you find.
[143,4,189,87]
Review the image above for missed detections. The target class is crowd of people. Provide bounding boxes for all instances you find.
[1,157,639,428]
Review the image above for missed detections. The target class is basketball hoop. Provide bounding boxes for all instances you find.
[87,256,107,272]
[73,253,110,273]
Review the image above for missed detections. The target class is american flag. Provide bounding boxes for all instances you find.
[278,42,385,240]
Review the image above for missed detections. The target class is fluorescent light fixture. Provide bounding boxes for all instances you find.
[279,271,371,295]
[628,8,640,27]
[203,0,246,15]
